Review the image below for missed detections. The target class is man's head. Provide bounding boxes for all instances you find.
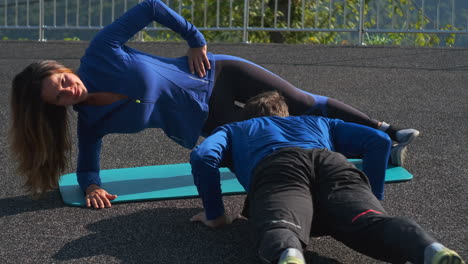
[243,91,290,120]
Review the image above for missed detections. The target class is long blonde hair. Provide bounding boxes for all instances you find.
[10,61,73,197]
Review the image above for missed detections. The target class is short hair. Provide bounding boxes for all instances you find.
[243,91,290,120]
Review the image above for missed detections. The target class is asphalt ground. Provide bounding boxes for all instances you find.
[0,41,467,264]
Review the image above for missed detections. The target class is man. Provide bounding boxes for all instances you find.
[189,91,464,264]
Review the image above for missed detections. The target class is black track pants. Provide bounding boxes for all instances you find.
[248,147,436,264]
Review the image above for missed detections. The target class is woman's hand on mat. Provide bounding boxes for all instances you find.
[85,184,118,209]
[190,211,232,228]
[186,45,211,78]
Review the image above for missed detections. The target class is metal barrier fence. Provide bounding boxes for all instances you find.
[1,0,468,45]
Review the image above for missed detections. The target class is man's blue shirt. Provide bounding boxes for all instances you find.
[190,115,344,220]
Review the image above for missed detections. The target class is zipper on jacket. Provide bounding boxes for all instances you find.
[188,75,209,83]
[134,99,156,104]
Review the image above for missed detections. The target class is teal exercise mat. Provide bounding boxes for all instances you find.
[59,160,412,207]
[349,159,413,183]
[59,163,243,207]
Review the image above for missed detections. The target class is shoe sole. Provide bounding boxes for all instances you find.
[391,144,407,167]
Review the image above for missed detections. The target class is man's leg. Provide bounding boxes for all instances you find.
[314,150,444,264]
[249,149,315,264]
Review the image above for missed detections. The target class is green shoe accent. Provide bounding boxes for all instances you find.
[432,248,465,264]
[278,256,305,264]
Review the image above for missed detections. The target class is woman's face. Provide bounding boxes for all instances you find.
[41,72,88,106]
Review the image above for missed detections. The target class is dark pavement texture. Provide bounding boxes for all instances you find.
[0,41,467,263]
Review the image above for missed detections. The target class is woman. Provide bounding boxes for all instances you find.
[10,0,418,208]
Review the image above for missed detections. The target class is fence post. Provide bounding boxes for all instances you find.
[137,0,144,41]
[242,0,249,43]
[38,0,45,41]
[358,0,365,45]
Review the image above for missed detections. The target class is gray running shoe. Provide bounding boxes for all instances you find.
[391,143,408,166]
[391,129,420,166]
[395,129,420,145]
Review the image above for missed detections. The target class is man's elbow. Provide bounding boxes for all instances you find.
[190,147,220,169]
[189,149,204,167]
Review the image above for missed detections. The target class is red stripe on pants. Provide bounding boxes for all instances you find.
[351,209,383,223]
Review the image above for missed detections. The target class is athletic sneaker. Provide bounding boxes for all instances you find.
[391,143,408,166]
[390,128,420,166]
[431,248,465,264]
[395,128,420,145]
[278,248,305,264]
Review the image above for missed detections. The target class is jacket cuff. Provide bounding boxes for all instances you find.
[77,172,102,193]
[186,30,207,48]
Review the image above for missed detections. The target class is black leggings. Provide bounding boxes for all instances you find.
[203,58,379,133]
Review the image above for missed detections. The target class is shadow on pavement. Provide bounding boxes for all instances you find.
[53,207,341,264]
[0,190,64,217]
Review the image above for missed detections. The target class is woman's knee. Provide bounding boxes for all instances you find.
[370,130,392,150]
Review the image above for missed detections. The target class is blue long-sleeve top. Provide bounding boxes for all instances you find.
[190,115,343,220]
[73,0,214,191]
[190,115,391,220]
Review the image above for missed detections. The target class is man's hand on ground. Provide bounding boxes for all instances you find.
[190,211,233,228]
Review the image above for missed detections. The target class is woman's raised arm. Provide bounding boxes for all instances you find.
[91,1,205,49]
[89,0,210,76]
